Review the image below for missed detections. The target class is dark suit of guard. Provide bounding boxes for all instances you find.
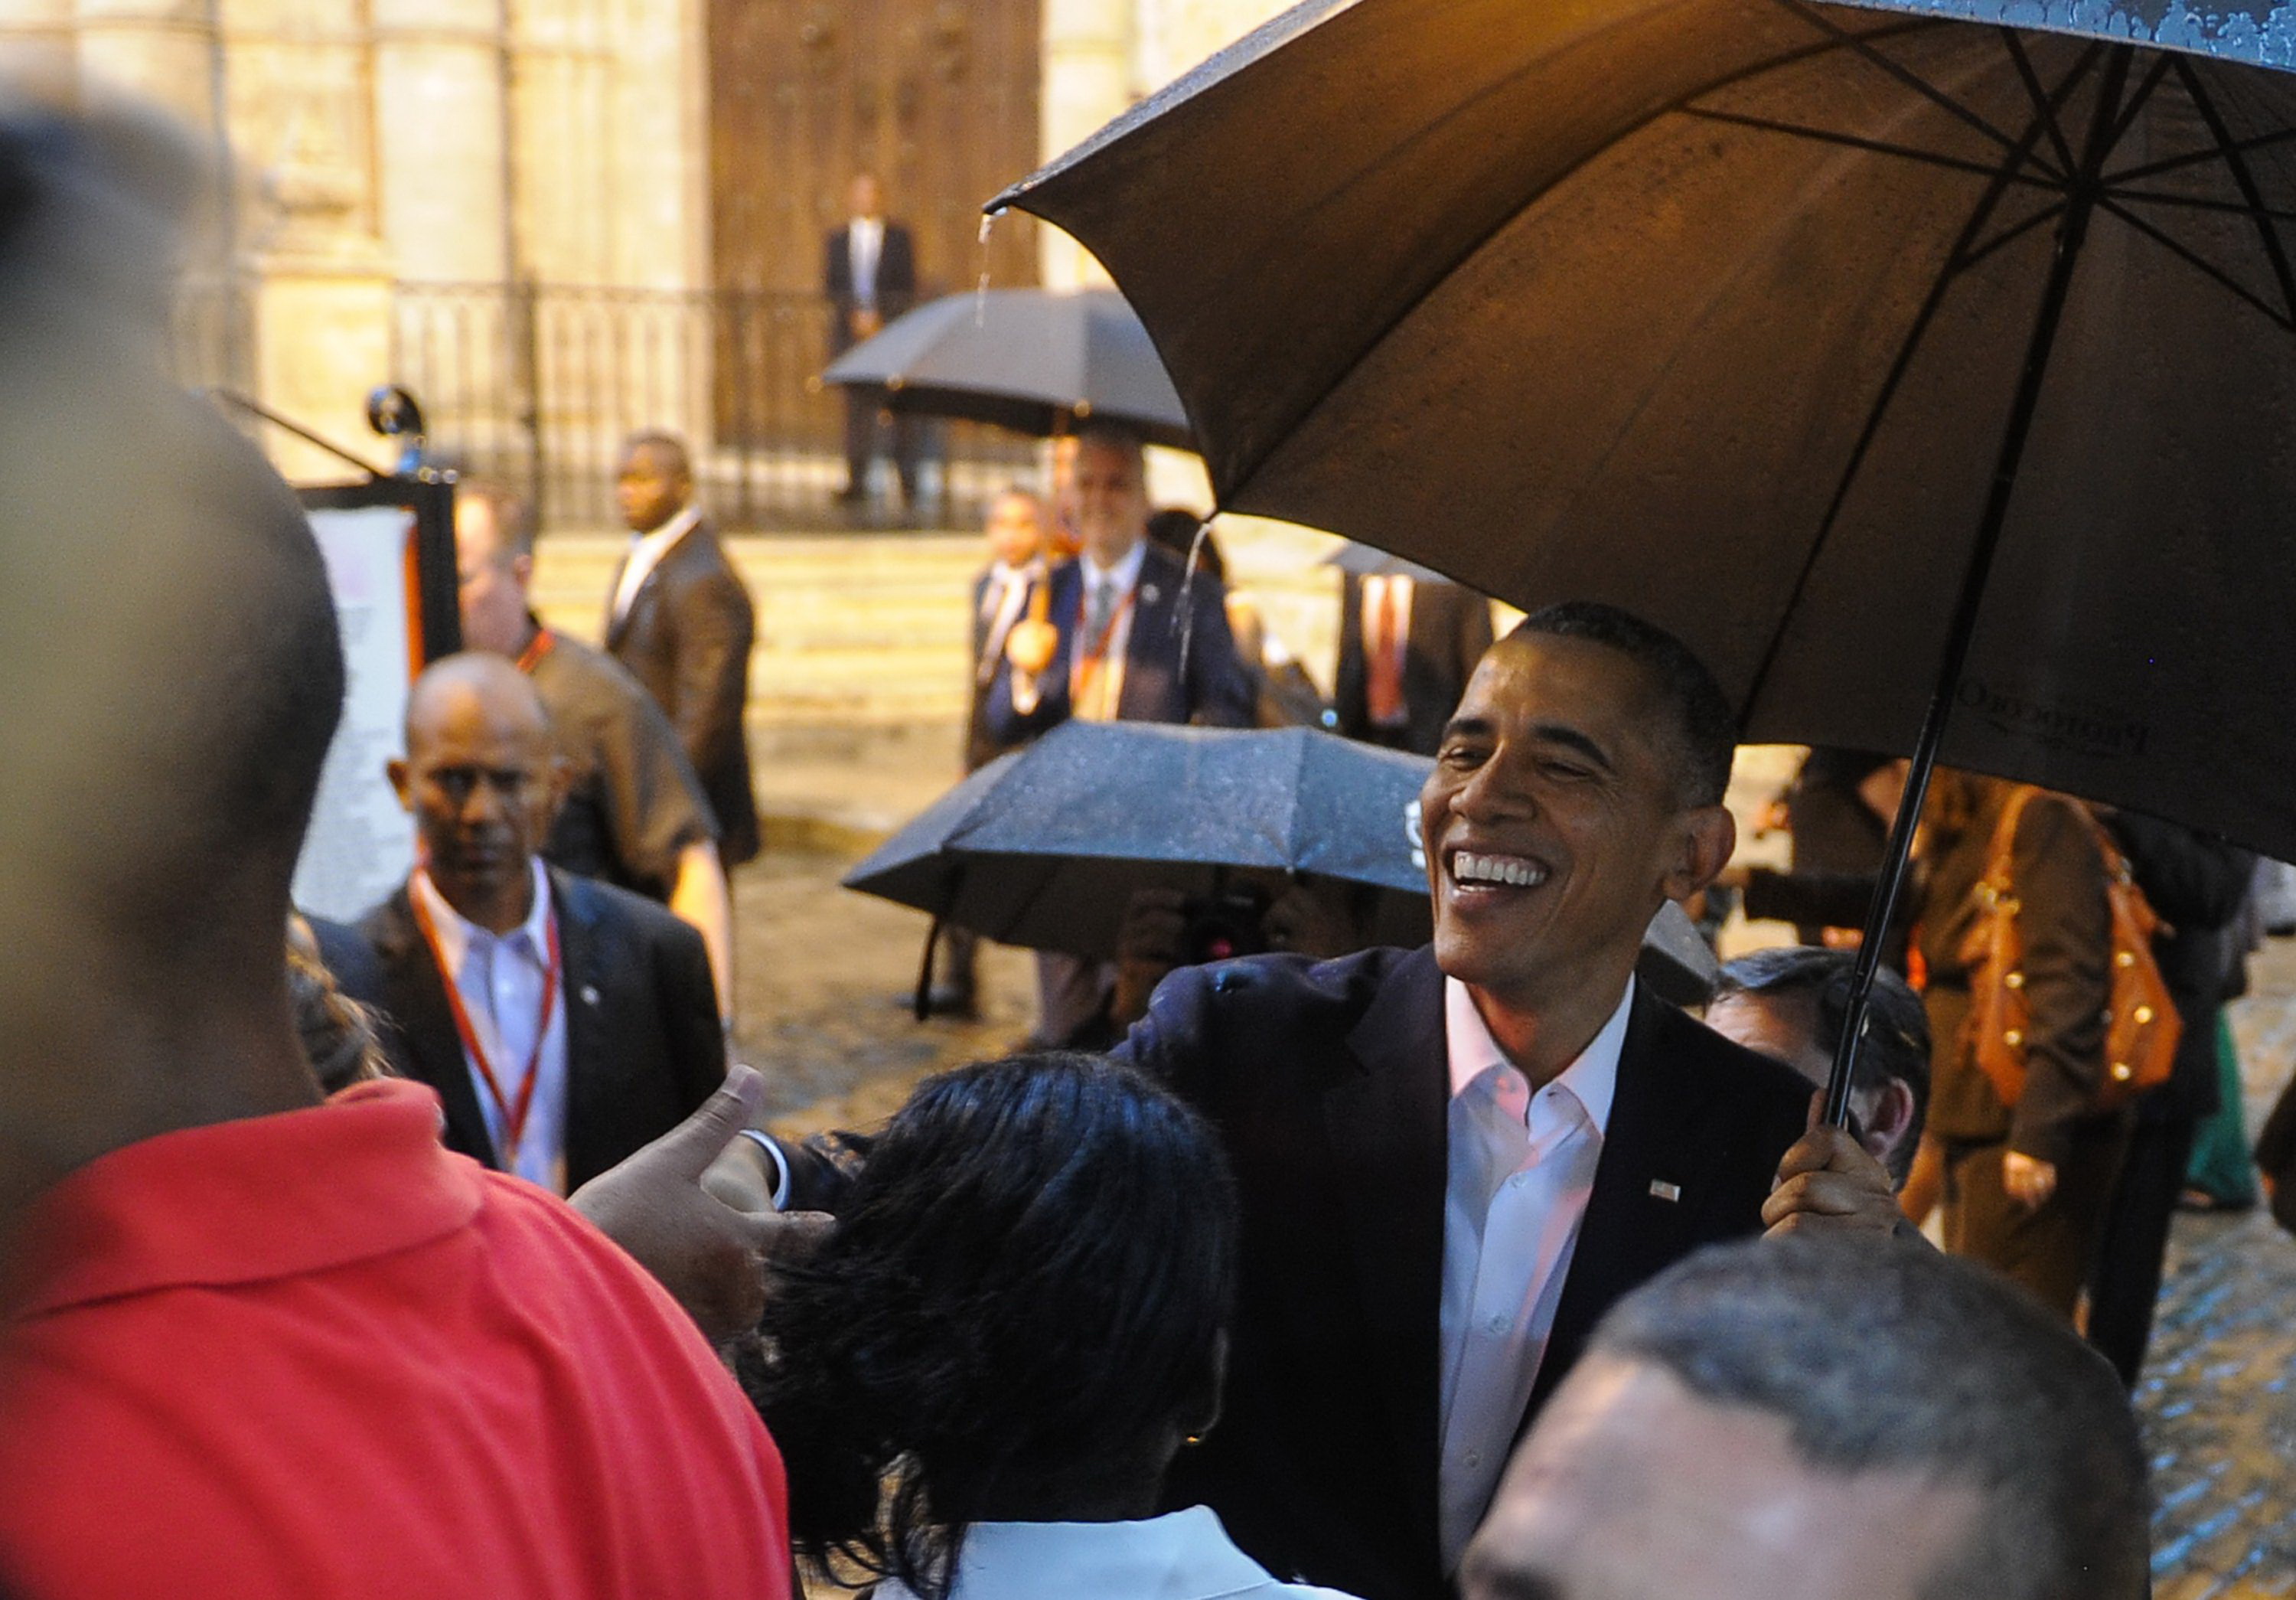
[824,217,919,501]
[772,945,1810,1600]
[347,867,726,1191]
[604,517,761,867]
[1332,573,1494,756]
[983,543,1257,746]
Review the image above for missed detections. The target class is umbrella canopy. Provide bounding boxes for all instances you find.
[846,720,1719,1000]
[820,286,1194,450]
[993,0,2296,869]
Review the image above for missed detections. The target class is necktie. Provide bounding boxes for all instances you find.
[1367,577,1407,727]
[1086,576,1117,644]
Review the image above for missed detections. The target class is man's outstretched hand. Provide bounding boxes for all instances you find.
[1763,1093,1922,1242]
[570,1063,832,1345]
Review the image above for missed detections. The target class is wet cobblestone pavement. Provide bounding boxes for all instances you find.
[2148,938,2296,1596]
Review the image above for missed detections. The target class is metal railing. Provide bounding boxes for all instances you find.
[389,281,1039,532]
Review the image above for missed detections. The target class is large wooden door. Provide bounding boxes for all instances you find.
[709,0,1044,298]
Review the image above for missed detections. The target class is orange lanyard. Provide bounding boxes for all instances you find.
[515,626,557,674]
[409,885,563,1167]
[1071,586,1137,710]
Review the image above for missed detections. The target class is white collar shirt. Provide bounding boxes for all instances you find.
[1071,537,1149,721]
[849,216,885,308]
[869,1506,1359,1600]
[409,859,571,1194]
[978,558,1042,684]
[611,502,701,625]
[1436,974,1632,1572]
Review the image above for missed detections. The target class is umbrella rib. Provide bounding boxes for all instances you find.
[2001,31,2078,176]
[1775,0,2059,178]
[2104,188,2296,224]
[2169,57,2296,328]
[2106,121,2296,184]
[2102,53,2176,154]
[1958,198,2069,269]
[2094,195,2296,333]
[1675,105,2061,184]
[1737,64,2093,720]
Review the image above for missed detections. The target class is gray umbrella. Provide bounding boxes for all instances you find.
[821,286,1193,449]
[845,720,1718,1002]
[993,0,2296,1117]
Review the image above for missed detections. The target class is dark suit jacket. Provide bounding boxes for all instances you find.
[1333,575,1494,756]
[605,518,760,866]
[982,544,1256,746]
[345,867,726,1190]
[771,944,1808,1600]
[823,220,918,353]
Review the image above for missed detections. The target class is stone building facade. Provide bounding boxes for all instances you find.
[0,0,1281,490]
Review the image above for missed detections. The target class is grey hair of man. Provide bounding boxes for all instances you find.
[1508,602,1739,808]
[1590,1234,2149,1600]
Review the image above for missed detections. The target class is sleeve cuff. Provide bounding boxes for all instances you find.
[736,1128,791,1211]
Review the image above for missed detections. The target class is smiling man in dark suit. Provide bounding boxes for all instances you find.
[750,602,1902,1600]
[1107,604,1905,1600]
[347,654,726,1195]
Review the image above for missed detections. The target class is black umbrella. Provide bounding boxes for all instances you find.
[820,286,1193,449]
[993,0,2296,1119]
[846,719,1719,1002]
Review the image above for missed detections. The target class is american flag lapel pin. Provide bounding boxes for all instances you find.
[1649,1180,1682,1203]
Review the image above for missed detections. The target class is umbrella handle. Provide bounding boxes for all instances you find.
[914,916,944,1024]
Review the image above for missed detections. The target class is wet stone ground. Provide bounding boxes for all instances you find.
[737,846,2296,1589]
[2148,936,2296,1597]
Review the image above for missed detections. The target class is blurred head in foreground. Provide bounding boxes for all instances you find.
[1708,945,1929,1186]
[0,96,342,1249]
[1462,1234,2148,1600]
[747,1052,1238,1600]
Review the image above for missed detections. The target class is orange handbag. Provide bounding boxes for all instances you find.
[1959,787,2181,1114]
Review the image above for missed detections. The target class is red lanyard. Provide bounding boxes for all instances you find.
[409,882,563,1167]
[515,626,557,674]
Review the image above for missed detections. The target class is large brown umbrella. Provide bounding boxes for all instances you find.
[991,0,2296,1117]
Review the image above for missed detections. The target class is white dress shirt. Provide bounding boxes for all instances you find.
[871,1506,1362,1600]
[410,860,571,1194]
[848,215,885,309]
[1436,975,1632,1571]
[1069,536,1149,721]
[977,558,1041,685]
[610,501,701,625]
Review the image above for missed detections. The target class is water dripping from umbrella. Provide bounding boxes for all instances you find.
[976,209,1003,328]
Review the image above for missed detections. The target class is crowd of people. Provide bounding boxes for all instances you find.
[0,97,2245,1600]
